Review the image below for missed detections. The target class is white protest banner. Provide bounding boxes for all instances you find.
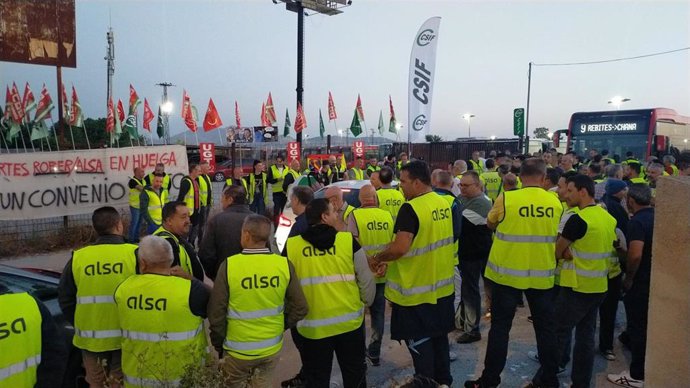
[408,16,441,142]
[0,145,189,220]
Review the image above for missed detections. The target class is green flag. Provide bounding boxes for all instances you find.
[377,110,384,135]
[283,109,291,137]
[319,109,325,138]
[349,108,362,137]
[30,120,50,141]
[123,114,138,139]
[389,117,397,134]
[156,106,165,139]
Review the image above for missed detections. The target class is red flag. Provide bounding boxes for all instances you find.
[181,90,191,119]
[328,91,337,120]
[22,82,35,112]
[34,84,53,121]
[106,98,115,133]
[294,102,306,133]
[203,98,223,131]
[61,83,69,121]
[389,95,396,121]
[143,98,155,131]
[117,99,125,123]
[265,92,277,125]
[260,102,269,127]
[129,84,141,114]
[69,86,83,126]
[355,94,364,122]
[181,90,197,132]
[235,100,241,128]
[9,82,24,122]
[4,87,12,120]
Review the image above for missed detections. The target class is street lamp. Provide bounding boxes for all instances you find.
[490,135,496,140]
[161,101,173,114]
[608,96,630,110]
[462,113,475,138]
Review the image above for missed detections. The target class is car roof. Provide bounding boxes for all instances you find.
[0,264,60,285]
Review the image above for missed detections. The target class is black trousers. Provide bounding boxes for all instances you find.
[598,274,622,351]
[481,282,559,387]
[273,192,287,222]
[458,259,487,334]
[297,324,367,388]
[405,334,452,386]
[624,281,650,380]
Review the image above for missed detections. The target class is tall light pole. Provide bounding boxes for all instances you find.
[608,96,630,110]
[156,82,175,144]
[462,113,475,138]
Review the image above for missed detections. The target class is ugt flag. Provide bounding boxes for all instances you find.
[408,17,441,142]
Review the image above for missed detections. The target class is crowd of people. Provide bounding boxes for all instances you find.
[4,146,690,388]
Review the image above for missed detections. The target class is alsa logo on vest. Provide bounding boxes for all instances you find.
[518,205,556,218]
[385,198,402,207]
[0,318,27,340]
[84,262,124,276]
[432,208,450,221]
[126,295,168,311]
[301,246,336,257]
[366,220,390,231]
[241,274,280,289]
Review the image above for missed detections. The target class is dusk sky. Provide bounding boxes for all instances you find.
[2,0,688,142]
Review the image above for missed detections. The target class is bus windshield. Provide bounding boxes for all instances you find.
[570,134,648,161]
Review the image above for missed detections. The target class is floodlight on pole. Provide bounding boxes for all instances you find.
[161,101,173,114]
[462,113,475,138]
[608,96,630,110]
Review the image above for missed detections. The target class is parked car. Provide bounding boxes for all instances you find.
[275,179,398,252]
[0,264,86,388]
[212,159,258,182]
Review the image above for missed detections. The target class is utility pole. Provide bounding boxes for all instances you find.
[105,27,115,108]
[156,82,174,144]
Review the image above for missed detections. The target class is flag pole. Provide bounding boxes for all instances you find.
[149,131,154,146]
[0,128,11,154]
[129,134,134,148]
[82,122,91,149]
[20,120,34,152]
[194,130,200,146]
[48,118,60,151]
[18,124,29,153]
[217,128,224,145]
[67,124,76,150]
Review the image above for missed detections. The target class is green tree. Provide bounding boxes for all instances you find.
[533,127,550,140]
[425,134,443,143]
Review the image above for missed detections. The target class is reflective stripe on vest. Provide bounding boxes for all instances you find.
[286,233,364,339]
[224,334,283,351]
[485,187,562,290]
[122,324,203,342]
[72,243,138,352]
[557,206,615,293]
[0,293,42,387]
[351,168,364,180]
[225,252,289,360]
[352,207,394,284]
[385,192,456,306]
[247,173,268,204]
[129,177,145,208]
[115,274,207,387]
[77,295,116,304]
[197,175,210,206]
[74,328,122,339]
[0,355,41,382]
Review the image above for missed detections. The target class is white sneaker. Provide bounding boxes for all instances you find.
[607,371,644,388]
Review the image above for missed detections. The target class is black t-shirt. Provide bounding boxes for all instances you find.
[561,213,588,242]
[627,207,655,283]
[394,203,419,236]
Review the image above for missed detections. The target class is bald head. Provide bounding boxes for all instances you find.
[359,184,378,207]
[325,186,344,209]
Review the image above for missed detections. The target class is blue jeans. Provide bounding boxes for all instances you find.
[145,221,159,235]
[367,283,386,359]
[250,196,266,215]
[128,207,142,243]
[480,282,559,387]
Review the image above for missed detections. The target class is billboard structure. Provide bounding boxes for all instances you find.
[226,126,279,143]
[0,0,77,67]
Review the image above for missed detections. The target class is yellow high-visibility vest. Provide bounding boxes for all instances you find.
[352,207,394,284]
[0,292,42,388]
[129,177,145,208]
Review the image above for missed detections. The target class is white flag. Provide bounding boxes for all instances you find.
[408,17,441,142]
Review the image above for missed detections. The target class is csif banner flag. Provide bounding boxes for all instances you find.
[408,17,441,142]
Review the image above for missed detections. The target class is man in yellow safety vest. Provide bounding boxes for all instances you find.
[141,173,168,234]
[208,215,308,386]
[154,201,206,281]
[127,167,146,242]
[58,206,138,387]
